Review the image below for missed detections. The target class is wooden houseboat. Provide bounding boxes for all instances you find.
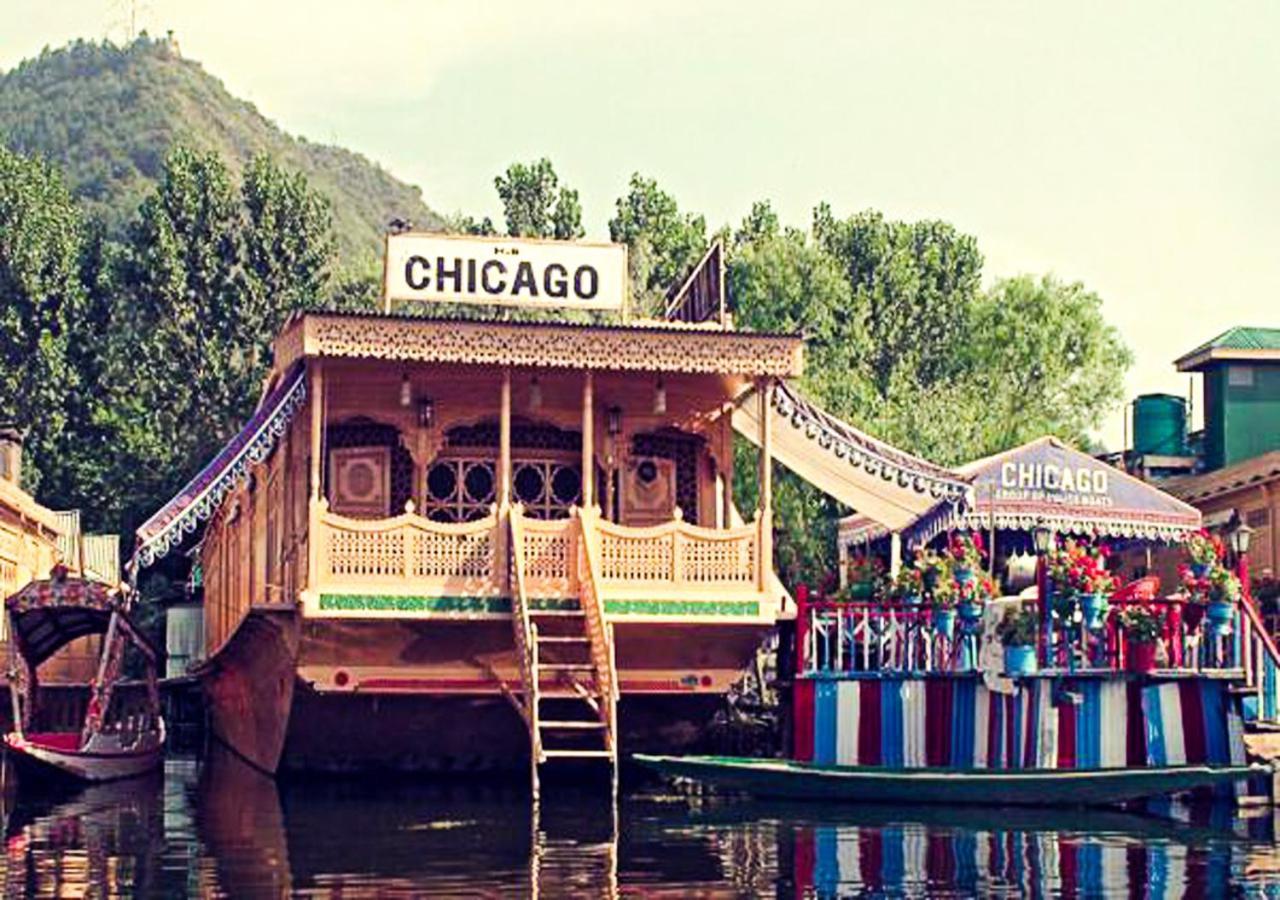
[135,236,810,776]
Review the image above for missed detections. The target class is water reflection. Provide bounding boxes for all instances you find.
[1,749,1279,896]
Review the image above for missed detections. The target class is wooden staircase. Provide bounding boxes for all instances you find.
[509,504,618,798]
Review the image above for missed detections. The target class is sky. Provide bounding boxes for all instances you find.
[5,1,1279,451]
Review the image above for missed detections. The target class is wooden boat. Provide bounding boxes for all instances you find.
[4,568,165,781]
[633,754,1262,806]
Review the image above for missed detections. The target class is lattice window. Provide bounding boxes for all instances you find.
[325,419,414,516]
[632,429,703,523]
[424,458,496,523]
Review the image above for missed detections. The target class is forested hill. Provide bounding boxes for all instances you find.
[0,36,442,263]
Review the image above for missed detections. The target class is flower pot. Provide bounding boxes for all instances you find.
[958,600,984,623]
[1004,644,1038,676]
[933,608,957,639]
[848,581,875,600]
[903,593,923,606]
[1206,600,1235,635]
[1190,562,1211,578]
[1127,640,1158,674]
[1080,593,1108,631]
[954,567,974,585]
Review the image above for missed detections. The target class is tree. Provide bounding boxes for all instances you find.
[609,173,707,316]
[813,205,983,398]
[962,274,1133,453]
[494,158,583,240]
[241,154,336,323]
[0,146,83,493]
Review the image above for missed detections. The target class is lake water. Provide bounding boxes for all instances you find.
[2,748,1280,897]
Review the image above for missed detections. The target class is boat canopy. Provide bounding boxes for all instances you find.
[132,363,307,570]
[733,382,971,531]
[5,570,155,668]
[841,435,1202,547]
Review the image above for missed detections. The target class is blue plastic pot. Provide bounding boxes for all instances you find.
[1206,600,1235,635]
[958,600,984,623]
[954,567,975,585]
[934,608,957,639]
[903,593,923,606]
[1190,562,1211,578]
[1080,593,1108,631]
[1005,644,1038,676]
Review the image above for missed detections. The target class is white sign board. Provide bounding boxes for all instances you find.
[384,233,627,311]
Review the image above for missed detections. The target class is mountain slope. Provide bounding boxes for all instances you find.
[0,36,442,263]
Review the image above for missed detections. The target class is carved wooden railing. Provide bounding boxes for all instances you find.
[592,513,761,604]
[575,507,620,747]
[314,501,502,600]
[507,505,542,772]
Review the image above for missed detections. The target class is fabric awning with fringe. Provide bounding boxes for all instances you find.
[132,364,307,571]
[733,381,971,532]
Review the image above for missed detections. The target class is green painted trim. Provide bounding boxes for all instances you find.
[603,599,759,617]
[317,595,582,613]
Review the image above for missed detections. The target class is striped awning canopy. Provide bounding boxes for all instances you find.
[132,364,307,570]
[841,435,1202,547]
[733,382,971,531]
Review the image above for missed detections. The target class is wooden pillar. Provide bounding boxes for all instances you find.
[308,361,324,501]
[306,361,324,597]
[721,410,735,529]
[757,378,774,592]
[582,371,595,509]
[889,532,902,578]
[498,369,512,595]
[499,369,512,508]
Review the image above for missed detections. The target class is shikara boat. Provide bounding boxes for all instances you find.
[633,754,1262,807]
[4,568,165,781]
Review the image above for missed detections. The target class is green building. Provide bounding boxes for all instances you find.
[1175,326,1280,471]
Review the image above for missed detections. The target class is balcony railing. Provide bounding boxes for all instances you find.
[798,595,1252,678]
[308,501,769,615]
[317,503,502,598]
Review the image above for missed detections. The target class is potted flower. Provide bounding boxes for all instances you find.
[946,532,985,584]
[956,572,995,626]
[930,577,958,639]
[997,604,1040,676]
[1205,566,1241,634]
[889,565,925,606]
[1057,541,1117,631]
[1119,605,1163,673]
[1183,529,1224,579]
[845,555,885,600]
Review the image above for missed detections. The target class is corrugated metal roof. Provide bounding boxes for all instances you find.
[1176,326,1280,370]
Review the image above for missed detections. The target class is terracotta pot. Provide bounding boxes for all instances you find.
[1127,640,1157,674]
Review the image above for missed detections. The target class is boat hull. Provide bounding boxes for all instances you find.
[206,616,763,774]
[633,754,1261,807]
[4,733,162,782]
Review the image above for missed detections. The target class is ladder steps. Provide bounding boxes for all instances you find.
[529,609,584,617]
[537,635,589,644]
[539,662,595,671]
[542,749,614,759]
[539,720,606,730]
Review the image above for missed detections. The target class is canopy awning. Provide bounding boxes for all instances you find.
[132,364,307,570]
[840,435,1202,546]
[6,572,121,668]
[733,381,971,532]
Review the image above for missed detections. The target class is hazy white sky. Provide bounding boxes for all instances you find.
[5,1,1279,451]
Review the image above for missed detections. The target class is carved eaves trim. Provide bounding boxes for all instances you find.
[273,314,804,378]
